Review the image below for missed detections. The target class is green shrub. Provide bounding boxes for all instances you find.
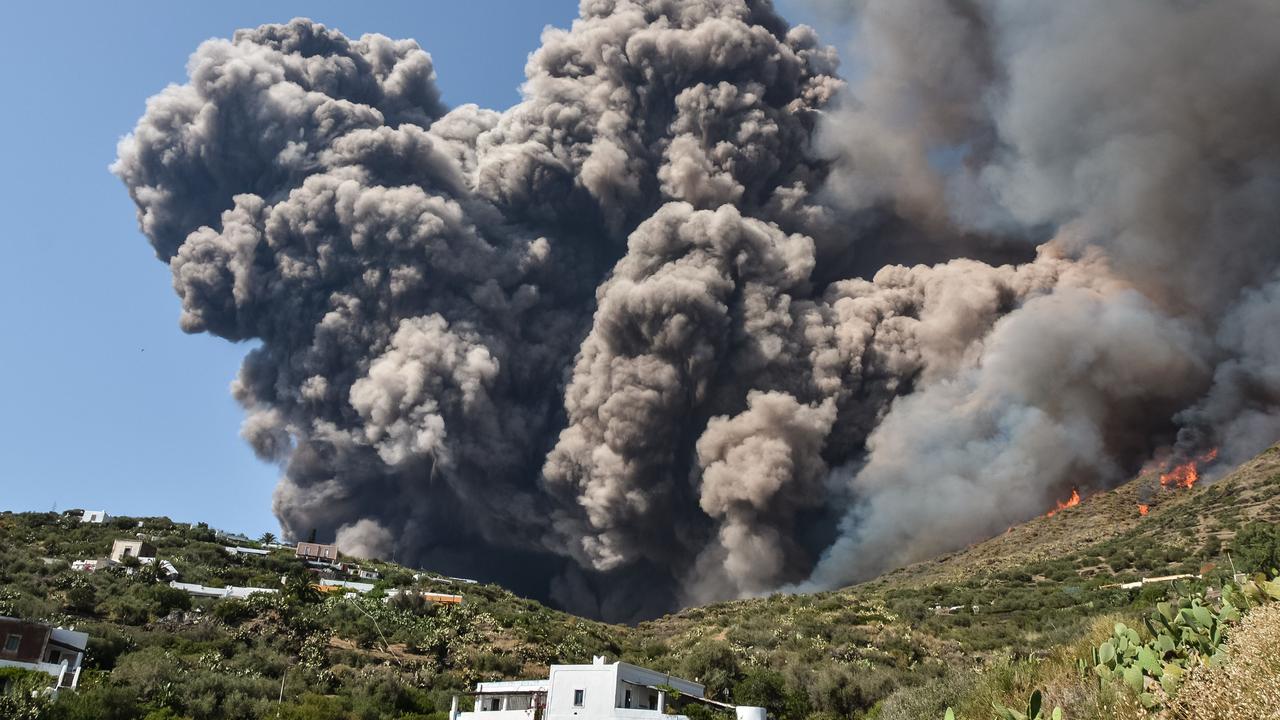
[1231,522,1280,575]
[47,681,143,720]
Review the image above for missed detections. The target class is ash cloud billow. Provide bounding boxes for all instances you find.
[115,0,1280,619]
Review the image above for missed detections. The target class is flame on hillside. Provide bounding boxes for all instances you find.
[1137,504,1149,516]
[1045,488,1081,517]
[1159,448,1219,489]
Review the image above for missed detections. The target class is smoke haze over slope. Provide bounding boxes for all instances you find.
[115,0,1280,619]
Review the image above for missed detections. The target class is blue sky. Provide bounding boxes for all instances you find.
[0,1,828,537]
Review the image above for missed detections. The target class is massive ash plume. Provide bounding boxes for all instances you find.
[798,0,1280,589]
[116,0,1280,618]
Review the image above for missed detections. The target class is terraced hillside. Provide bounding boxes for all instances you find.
[1,445,1277,719]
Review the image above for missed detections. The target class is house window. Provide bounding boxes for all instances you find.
[47,650,62,664]
[624,689,632,708]
[4,634,20,653]
[573,689,585,707]
[649,693,659,710]
[486,697,502,711]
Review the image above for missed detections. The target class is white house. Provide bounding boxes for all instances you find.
[80,510,108,524]
[110,539,156,563]
[451,656,766,720]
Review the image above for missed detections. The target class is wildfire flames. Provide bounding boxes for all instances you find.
[1046,488,1081,517]
[1159,448,1220,489]
[1138,504,1149,516]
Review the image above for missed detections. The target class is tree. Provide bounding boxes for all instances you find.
[283,571,322,605]
[260,532,277,547]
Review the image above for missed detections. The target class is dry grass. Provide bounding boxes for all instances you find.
[869,445,1280,589]
[918,615,1148,720]
[1169,601,1280,719]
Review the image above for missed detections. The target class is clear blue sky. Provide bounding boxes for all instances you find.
[0,1,825,537]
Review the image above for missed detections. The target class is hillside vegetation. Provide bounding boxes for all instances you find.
[1,446,1279,719]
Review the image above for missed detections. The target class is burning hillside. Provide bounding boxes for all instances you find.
[1046,489,1081,518]
[1160,448,1221,490]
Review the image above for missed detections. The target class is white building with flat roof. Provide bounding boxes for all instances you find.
[452,656,764,720]
[169,581,278,600]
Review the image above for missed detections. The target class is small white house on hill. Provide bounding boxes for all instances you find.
[451,656,765,720]
[80,510,107,524]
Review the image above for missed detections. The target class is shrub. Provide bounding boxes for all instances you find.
[678,641,740,698]
[213,599,255,625]
[47,681,143,720]
[1231,522,1280,576]
[0,667,52,720]
[877,671,972,720]
[733,668,809,720]
[66,584,98,614]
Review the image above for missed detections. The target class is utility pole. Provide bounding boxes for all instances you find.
[277,665,288,718]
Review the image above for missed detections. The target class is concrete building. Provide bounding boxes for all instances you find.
[169,581,279,600]
[224,545,271,557]
[79,510,108,524]
[314,579,376,594]
[215,529,255,545]
[110,539,156,563]
[451,656,765,720]
[295,541,338,563]
[0,617,89,690]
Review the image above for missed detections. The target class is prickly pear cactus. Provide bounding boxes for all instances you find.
[1086,580,1274,710]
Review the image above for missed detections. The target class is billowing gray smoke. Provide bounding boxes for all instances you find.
[115,0,1280,619]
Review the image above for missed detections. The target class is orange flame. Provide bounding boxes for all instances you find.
[1046,488,1081,517]
[1137,504,1149,516]
[1159,448,1219,489]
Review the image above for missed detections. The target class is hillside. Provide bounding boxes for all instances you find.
[874,444,1280,587]
[0,514,622,719]
[1,446,1278,719]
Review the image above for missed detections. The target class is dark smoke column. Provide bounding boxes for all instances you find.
[112,3,850,618]
[112,18,582,596]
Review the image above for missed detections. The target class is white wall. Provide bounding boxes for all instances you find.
[546,666,618,720]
